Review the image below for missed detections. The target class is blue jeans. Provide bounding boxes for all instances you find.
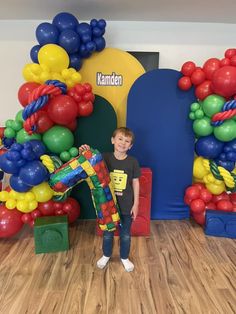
[102,214,132,259]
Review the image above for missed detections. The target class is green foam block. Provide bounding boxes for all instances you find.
[34,216,69,254]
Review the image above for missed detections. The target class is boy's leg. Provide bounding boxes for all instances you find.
[119,215,134,272]
[97,230,114,269]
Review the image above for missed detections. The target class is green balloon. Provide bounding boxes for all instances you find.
[15,110,24,123]
[190,102,200,112]
[195,109,204,119]
[42,126,74,154]
[189,112,195,120]
[60,151,71,162]
[16,128,41,144]
[69,147,79,157]
[5,119,14,128]
[11,120,23,131]
[214,120,236,142]
[193,117,213,137]
[202,94,225,118]
[4,127,16,138]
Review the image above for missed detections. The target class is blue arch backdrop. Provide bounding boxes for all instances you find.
[127,69,196,219]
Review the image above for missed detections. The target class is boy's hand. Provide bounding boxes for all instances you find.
[79,144,90,154]
[130,204,139,220]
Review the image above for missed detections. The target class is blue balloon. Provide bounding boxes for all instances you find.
[52,12,79,32]
[21,148,36,161]
[92,27,103,38]
[10,143,23,152]
[10,175,31,192]
[90,19,97,28]
[98,19,106,29]
[0,154,20,174]
[69,53,82,71]
[19,161,48,186]
[6,150,21,161]
[76,23,91,37]
[226,151,236,162]
[79,44,91,58]
[30,45,41,63]
[215,159,235,172]
[195,135,224,159]
[81,34,92,44]
[59,29,80,54]
[36,22,59,45]
[86,41,96,53]
[29,140,46,158]
[94,37,106,52]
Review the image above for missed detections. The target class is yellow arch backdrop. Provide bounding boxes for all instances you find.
[79,48,145,127]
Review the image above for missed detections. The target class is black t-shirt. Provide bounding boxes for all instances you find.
[103,153,141,215]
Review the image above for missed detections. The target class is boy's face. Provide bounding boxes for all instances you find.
[111,132,133,154]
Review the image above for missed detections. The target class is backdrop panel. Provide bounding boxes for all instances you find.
[127,69,196,219]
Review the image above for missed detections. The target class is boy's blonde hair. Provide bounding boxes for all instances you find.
[112,127,135,144]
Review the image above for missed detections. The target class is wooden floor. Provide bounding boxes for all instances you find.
[0,219,235,314]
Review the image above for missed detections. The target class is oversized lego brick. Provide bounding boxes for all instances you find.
[139,168,152,196]
[205,210,236,239]
[34,215,69,254]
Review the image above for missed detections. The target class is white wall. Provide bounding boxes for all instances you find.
[0,20,235,125]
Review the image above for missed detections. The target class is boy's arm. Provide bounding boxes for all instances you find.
[131,178,140,220]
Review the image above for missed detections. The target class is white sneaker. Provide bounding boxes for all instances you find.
[97,255,110,269]
[121,258,134,272]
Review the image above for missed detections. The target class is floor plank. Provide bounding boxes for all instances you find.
[0,220,235,314]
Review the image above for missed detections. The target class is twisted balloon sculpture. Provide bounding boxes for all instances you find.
[23,80,67,134]
[211,99,236,126]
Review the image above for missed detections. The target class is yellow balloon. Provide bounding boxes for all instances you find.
[193,157,209,179]
[38,44,69,72]
[28,200,38,211]
[9,190,18,200]
[32,182,54,202]
[25,192,35,202]
[0,191,9,202]
[16,200,30,213]
[206,182,225,195]
[6,199,16,210]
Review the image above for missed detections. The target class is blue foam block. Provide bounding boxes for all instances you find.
[205,210,236,239]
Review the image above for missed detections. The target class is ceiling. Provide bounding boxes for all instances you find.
[1,0,236,24]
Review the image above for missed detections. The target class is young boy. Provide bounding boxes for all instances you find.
[79,127,140,272]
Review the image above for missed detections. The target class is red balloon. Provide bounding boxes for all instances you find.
[21,213,32,224]
[192,212,206,225]
[53,202,64,211]
[184,195,191,205]
[224,48,236,59]
[216,200,233,212]
[63,197,80,223]
[18,82,40,107]
[203,58,220,80]
[220,58,231,67]
[0,127,5,138]
[190,199,205,214]
[0,204,23,238]
[77,101,93,117]
[31,209,42,220]
[230,55,236,67]
[195,80,213,100]
[181,61,196,76]
[67,119,77,131]
[191,69,206,86]
[211,66,236,98]
[47,95,78,125]
[193,183,205,191]
[229,192,236,203]
[205,202,216,210]
[199,188,212,203]
[185,186,200,201]
[36,111,54,133]
[37,200,55,216]
[178,76,192,91]
[212,191,229,203]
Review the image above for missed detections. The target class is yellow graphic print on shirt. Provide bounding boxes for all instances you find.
[110,169,127,195]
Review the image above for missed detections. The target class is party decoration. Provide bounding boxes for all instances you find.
[49,148,120,231]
